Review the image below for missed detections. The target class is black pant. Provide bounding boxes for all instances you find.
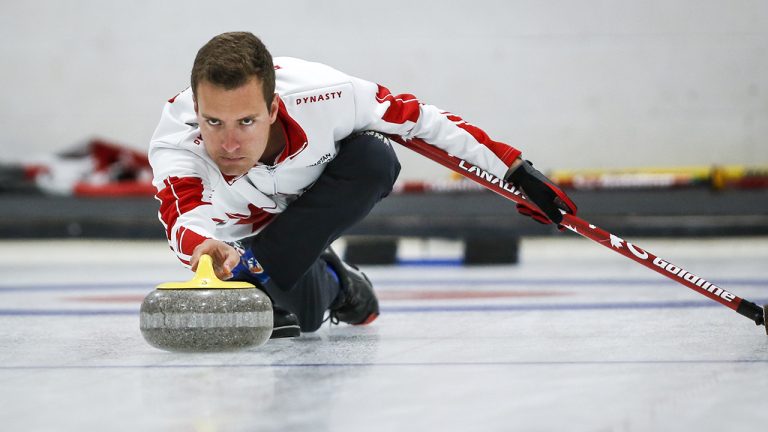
[237,132,400,332]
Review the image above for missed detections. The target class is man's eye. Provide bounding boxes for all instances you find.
[207,119,221,126]
[241,118,254,126]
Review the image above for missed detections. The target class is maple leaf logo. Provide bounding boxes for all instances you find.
[225,204,275,232]
[610,234,625,249]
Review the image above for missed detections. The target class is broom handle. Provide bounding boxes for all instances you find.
[394,136,765,326]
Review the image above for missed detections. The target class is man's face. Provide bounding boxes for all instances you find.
[194,77,279,176]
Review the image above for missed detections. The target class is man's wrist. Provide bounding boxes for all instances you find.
[505,157,524,180]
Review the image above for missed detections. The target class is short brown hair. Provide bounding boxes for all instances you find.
[191,32,275,107]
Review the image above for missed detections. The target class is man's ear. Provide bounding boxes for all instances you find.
[269,93,279,123]
[193,97,199,114]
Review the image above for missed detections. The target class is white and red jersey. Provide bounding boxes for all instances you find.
[150,57,521,266]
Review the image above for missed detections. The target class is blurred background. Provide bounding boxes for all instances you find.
[0,0,766,258]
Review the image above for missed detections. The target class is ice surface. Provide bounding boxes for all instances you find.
[1,238,767,431]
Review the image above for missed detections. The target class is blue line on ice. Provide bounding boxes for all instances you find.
[1,298,766,316]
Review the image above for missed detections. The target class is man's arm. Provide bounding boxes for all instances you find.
[350,81,520,181]
[150,146,220,267]
[152,156,242,279]
[348,78,576,225]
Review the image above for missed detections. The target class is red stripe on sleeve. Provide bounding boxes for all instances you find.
[156,176,210,240]
[444,113,521,166]
[375,85,421,124]
[176,226,209,257]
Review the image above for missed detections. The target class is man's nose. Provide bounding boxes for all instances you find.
[221,130,240,153]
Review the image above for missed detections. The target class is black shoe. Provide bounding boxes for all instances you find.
[271,306,300,339]
[322,247,379,325]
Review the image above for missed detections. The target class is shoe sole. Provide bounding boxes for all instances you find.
[270,324,301,339]
[353,312,379,326]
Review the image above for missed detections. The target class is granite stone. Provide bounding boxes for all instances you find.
[140,287,273,352]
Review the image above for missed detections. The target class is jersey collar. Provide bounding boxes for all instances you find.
[273,96,308,164]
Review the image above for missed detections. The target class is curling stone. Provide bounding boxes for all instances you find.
[140,254,273,352]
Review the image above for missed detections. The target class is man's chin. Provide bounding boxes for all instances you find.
[217,159,251,177]
[218,165,248,177]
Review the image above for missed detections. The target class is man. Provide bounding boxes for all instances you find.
[149,32,577,338]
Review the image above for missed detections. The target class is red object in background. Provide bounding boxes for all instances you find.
[72,182,156,197]
[18,138,157,197]
[70,139,154,196]
[23,164,49,180]
[87,139,150,173]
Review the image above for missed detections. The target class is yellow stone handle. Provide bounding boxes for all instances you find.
[156,254,255,290]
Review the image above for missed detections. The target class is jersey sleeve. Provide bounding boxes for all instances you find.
[149,92,219,267]
[149,147,219,267]
[349,78,521,179]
